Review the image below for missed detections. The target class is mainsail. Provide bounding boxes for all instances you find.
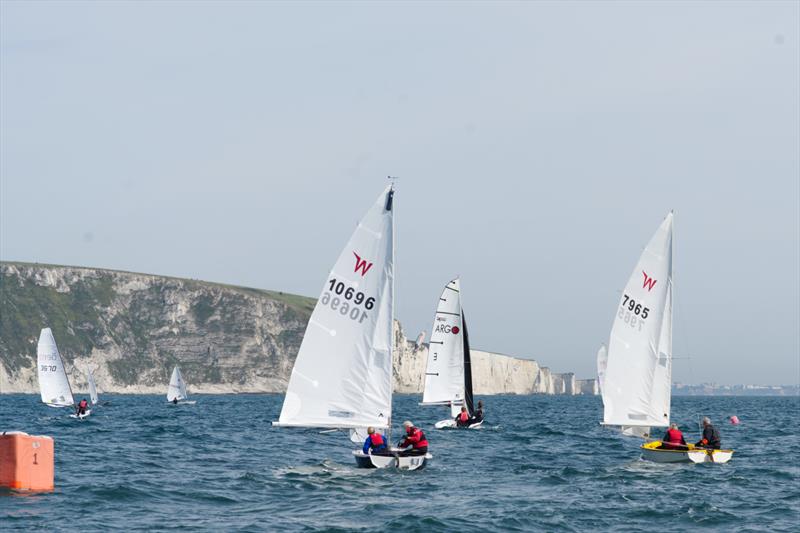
[421,278,474,418]
[167,366,188,401]
[596,344,608,394]
[87,369,99,405]
[37,328,75,408]
[275,185,395,430]
[602,213,673,433]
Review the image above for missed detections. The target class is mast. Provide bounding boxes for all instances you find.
[461,310,475,416]
[386,182,395,444]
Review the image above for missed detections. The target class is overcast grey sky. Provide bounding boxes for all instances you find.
[2,1,797,385]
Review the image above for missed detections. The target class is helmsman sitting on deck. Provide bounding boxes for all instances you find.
[455,406,471,427]
[362,427,389,455]
[695,417,722,449]
[397,421,428,456]
[659,423,688,450]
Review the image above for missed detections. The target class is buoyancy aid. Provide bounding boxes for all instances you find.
[459,412,470,423]
[369,433,385,448]
[666,428,683,445]
[410,428,428,448]
[78,400,88,408]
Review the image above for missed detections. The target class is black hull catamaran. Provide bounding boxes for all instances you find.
[600,212,733,464]
[421,279,481,429]
[274,183,431,470]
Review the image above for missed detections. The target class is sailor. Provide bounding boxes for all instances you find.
[77,398,88,415]
[362,427,389,455]
[471,400,484,424]
[172,397,178,405]
[660,423,687,450]
[397,421,429,456]
[455,406,471,427]
[695,417,722,449]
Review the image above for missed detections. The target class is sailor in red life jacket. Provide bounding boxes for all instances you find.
[660,423,688,450]
[455,406,471,427]
[362,427,389,455]
[397,421,429,456]
[76,398,89,415]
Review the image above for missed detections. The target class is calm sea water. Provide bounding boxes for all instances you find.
[1,394,798,531]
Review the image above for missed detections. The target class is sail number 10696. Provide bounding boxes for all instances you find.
[320,278,375,323]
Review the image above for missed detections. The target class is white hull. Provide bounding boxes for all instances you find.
[167,400,196,405]
[69,409,91,419]
[641,442,733,464]
[353,450,432,470]
[434,419,483,430]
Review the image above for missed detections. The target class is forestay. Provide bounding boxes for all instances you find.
[167,366,188,401]
[87,369,99,405]
[602,213,673,431]
[421,279,468,417]
[37,328,75,408]
[275,186,395,430]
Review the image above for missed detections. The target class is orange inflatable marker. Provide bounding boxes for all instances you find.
[0,431,55,491]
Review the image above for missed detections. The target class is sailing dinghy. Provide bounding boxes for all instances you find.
[421,278,481,429]
[600,213,733,463]
[167,366,195,404]
[87,368,99,406]
[274,184,431,470]
[37,328,89,419]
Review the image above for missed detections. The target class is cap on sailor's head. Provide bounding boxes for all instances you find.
[403,420,413,428]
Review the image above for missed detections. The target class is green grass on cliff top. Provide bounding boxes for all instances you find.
[0,261,316,315]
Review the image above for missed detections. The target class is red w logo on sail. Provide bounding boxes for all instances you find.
[642,271,657,291]
[353,252,374,276]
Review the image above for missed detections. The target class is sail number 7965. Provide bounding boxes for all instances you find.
[320,278,376,323]
[618,294,650,332]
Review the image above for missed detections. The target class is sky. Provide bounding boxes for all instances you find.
[1,1,798,385]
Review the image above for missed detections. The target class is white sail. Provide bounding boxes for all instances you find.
[37,328,75,408]
[602,213,673,430]
[167,366,187,401]
[422,278,467,417]
[596,344,608,394]
[87,369,99,405]
[275,185,395,430]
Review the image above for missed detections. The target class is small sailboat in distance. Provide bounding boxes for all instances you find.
[167,366,194,404]
[596,344,607,395]
[87,368,99,406]
[421,278,482,429]
[274,183,431,470]
[600,213,732,463]
[37,328,90,419]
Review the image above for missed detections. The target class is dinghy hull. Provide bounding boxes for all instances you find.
[69,409,91,420]
[352,450,432,471]
[434,419,483,430]
[641,441,733,464]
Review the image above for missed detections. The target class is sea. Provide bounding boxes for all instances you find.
[1,394,798,532]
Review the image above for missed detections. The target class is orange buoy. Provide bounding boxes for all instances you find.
[730,415,740,425]
[0,431,55,491]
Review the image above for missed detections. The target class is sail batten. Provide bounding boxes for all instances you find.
[37,328,75,408]
[601,213,673,430]
[275,186,395,429]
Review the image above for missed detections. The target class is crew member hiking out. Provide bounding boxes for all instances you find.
[398,421,428,456]
[471,400,484,425]
[362,427,389,455]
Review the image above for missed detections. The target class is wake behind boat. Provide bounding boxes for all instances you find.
[599,213,733,464]
[421,278,483,430]
[274,183,431,470]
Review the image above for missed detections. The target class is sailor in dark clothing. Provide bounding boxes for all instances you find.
[172,398,178,405]
[470,400,484,424]
[695,417,722,449]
